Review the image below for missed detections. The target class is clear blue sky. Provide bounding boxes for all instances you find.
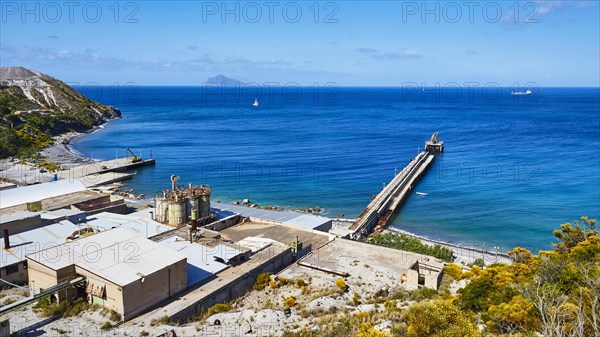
[1,1,599,86]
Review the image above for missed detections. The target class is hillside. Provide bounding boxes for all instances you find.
[0,67,121,158]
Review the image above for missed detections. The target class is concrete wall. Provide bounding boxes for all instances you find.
[0,261,27,286]
[26,259,78,300]
[169,247,293,323]
[406,261,443,290]
[406,268,419,291]
[74,267,125,316]
[121,259,187,321]
[27,257,188,322]
[1,319,10,337]
[206,215,241,231]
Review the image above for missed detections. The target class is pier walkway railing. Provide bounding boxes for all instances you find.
[350,151,434,239]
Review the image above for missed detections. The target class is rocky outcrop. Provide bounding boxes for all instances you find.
[0,67,121,157]
[0,66,121,121]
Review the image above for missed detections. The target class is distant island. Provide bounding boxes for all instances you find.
[207,74,243,86]
[0,67,121,158]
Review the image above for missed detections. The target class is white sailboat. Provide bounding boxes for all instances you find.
[253,98,259,107]
[511,89,532,95]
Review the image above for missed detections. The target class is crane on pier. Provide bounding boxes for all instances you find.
[125,147,142,163]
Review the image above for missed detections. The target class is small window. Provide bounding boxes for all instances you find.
[5,264,19,275]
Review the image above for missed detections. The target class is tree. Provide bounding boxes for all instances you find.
[508,247,533,264]
[486,295,540,333]
[553,217,597,253]
[404,299,480,337]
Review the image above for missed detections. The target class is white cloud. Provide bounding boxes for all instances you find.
[373,50,422,60]
[0,45,294,73]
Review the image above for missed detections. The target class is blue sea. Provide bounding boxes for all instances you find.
[71,86,600,252]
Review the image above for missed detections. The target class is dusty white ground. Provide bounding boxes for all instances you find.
[1,261,417,337]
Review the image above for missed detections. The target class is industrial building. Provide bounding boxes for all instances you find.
[157,236,246,286]
[154,176,212,226]
[0,179,87,209]
[85,211,173,239]
[0,188,126,216]
[211,202,333,232]
[1,208,177,286]
[1,216,80,285]
[26,227,187,321]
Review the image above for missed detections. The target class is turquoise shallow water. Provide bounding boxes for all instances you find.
[72,86,600,252]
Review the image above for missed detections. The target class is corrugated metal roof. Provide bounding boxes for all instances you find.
[0,211,40,224]
[84,212,172,238]
[158,236,229,286]
[1,220,79,267]
[27,227,186,286]
[0,179,86,209]
[211,202,332,230]
[44,209,86,217]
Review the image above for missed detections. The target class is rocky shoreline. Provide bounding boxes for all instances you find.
[38,124,108,169]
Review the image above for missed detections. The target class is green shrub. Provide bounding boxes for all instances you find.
[109,309,122,322]
[352,293,361,305]
[443,263,464,279]
[369,233,455,262]
[284,296,296,308]
[409,287,439,302]
[383,299,397,311]
[253,272,272,290]
[335,278,348,292]
[100,321,113,330]
[150,315,175,326]
[33,296,94,318]
[206,303,232,316]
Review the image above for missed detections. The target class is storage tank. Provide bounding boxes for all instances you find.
[199,193,211,218]
[155,195,169,223]
[168,200,185,226]
[186,196,200,221]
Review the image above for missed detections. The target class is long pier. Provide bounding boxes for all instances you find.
[0,157,155,186]
[350,151,435,240]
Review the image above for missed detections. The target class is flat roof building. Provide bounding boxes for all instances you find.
[211,203,333,232]
[85,212,173,239]
[0,180,86,209]
[1,219,79,285]
[157,236,231,286]
[27,227,187,321]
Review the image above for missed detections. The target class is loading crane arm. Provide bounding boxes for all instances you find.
[126,147,142,163]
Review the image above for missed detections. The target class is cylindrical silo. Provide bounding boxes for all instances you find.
[199,193,211,218]
[168,200,185,226]
[155,195,169,223]
[186,196,199,221]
